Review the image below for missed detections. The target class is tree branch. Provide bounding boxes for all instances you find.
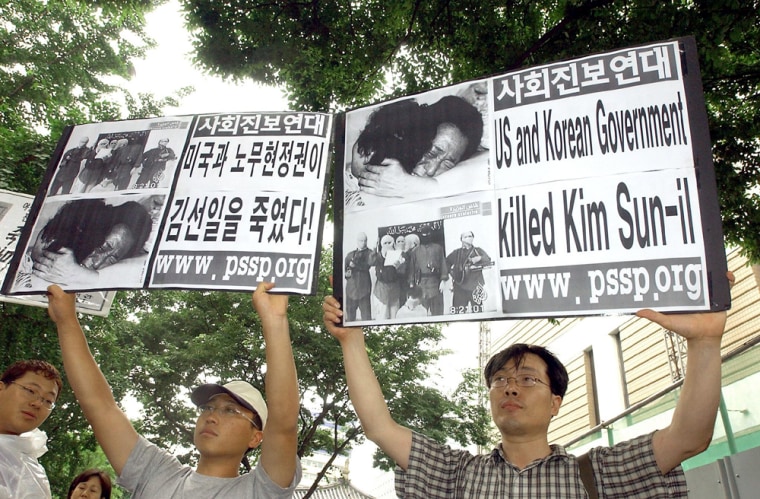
[507,0,618,70]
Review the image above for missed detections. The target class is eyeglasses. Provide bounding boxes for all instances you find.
[197,403,260,429]
[490,374,550,390]
[11,382,56,410]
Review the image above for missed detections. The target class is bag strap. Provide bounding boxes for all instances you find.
[578,452,599,499]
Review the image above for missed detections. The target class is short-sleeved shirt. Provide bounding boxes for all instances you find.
[395,431,687,498]
[118,436,301,498]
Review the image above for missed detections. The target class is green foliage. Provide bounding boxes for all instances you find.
[448,368,495,449]
[0,0,190,197]
[184,0,760,261]
[0,124,57,195]
[0,0,148,131]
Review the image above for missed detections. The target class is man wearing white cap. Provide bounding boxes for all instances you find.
[47,282,301,498]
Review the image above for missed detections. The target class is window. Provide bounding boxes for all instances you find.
[583,348,601,427]
[612,330,630,408]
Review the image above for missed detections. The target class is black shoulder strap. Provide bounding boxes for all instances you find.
[578,452,599,499]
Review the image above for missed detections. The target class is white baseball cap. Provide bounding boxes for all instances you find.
[191,380,268,428]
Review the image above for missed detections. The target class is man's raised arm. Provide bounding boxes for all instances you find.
[646,272,732,474]
[323,294,413,469]
[47,285,138,475]
[252,282,299,488]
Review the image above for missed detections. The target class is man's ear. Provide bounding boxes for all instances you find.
[247,429,264,450]
[551,394,563,418]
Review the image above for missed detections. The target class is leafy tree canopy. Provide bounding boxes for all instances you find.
[184,0,760,261]
[0,0,191,195]
[1,0,145,128]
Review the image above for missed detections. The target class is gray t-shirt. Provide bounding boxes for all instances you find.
[118,436,301,498]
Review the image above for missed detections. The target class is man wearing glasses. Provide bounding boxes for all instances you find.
[0,359,62,498]
[47,282,301,498]
[323,272,732,498]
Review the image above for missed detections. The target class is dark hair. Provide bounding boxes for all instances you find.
[67,469,112,499]
[41,199,110,263]
[356,99,438,174]
[484,344,568,398]
[425,95,484,160]
[356,95,484,175]
[109,201,153,255]
[40,199,152,264]
[1,360,63,400]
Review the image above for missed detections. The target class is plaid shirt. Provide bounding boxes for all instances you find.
[395,431,687,498]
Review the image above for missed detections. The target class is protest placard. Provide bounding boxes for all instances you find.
[1,112,333,296]
[335,37,730,325]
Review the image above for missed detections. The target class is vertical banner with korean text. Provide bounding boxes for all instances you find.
[148,112,332,293]
[490,38,727,317]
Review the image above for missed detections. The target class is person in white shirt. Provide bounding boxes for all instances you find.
[0,359,62,499]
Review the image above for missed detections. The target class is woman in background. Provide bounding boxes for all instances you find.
[67,468,112,499]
